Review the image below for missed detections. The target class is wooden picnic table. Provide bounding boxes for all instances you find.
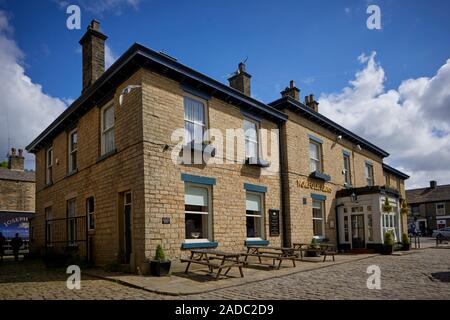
[181,249,244,279]
[242,245,297,269]
[293,243,337,262]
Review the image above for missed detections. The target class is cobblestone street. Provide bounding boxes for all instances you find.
[1,248,449,300]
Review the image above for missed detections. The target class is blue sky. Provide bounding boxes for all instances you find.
[0,0,450,188]
[3,0,450,101]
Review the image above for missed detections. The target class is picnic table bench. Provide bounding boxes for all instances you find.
[241,246,297,269]
[181,249,244,279]
[293,243,337,262]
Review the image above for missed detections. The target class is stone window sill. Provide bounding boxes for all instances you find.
[181,241,219,249]
[96,149,117,163]
[245,239,270,246]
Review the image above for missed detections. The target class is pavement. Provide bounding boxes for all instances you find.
[0,240,449,300]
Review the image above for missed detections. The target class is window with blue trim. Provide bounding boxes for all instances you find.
[365,162,374,186]
[309,139,323,173]
[312,200,325,237]
[246,192,264,239]
[343,153,351,186]
[244,118,259,162]
[184,183,212,243]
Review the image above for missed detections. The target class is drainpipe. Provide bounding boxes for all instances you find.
[335,203,344,252]
[278,122,289,247]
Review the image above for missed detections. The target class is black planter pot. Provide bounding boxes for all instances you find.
[382,245,393,255]
[150,260,171,276]
[304,250,321,257]
[402,243,411,251]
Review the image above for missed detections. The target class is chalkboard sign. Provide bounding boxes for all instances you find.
[269,209,280,236]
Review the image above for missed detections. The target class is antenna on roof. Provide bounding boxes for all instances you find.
[242,56,248,65]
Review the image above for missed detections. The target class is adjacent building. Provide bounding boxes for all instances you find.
[407,181,450,235]
[0,148,35,248]
[26,20,409,272]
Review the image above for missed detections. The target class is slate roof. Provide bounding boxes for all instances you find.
[406,184,450,204]
[0,168,35,182]
[382,163,410,180]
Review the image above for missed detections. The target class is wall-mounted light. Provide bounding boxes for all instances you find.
[119,85,142,106]
[337,135,342,140]
[351,192,358,202]
[356,144,362,151]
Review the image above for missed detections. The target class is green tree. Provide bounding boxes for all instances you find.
[0,160,8,168]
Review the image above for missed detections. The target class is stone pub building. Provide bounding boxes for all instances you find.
[27,20,409,273]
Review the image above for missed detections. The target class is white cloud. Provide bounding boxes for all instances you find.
[105,44,117,69]
[319,52,450,189]
[0,11,67,168]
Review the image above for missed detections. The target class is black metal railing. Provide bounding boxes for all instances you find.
[45,215,88,259]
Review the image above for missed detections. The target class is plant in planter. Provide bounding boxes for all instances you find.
[400,200,408,215]
[401,233,411,251]
[383,231,394,255]
[150,244,171,277]
[305,238,321,257]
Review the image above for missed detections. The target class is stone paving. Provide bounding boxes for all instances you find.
[0,248,449,300]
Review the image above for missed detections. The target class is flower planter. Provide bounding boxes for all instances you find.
[304,250,321,257]
[402,243,411,251]
[150,260,171,277]
[381,245,393,255]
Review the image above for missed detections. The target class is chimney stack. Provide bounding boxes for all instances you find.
[228,62,251,96]
[430,180,437,189]
[79,19,108,92]
[305,94,319,112]
[281,80,300,101]
[8,148,24,171]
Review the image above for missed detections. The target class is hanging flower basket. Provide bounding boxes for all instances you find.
[382,197,392,213]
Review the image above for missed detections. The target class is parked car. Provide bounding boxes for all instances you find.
[432,227,450,238]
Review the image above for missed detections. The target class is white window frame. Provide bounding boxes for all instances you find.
[245,191,265,240]
[343,154,351,185]
[68,128,78,173]
[101,103,115,156]
[46,147,53,185]
[183,96,207,145]
[365,163,374,186]
[184,183,212,243]
[309,140,322,173]
[312,200,325,237]
[87,197,95,230]
[436,203,445,216]
[244,118,260,161]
